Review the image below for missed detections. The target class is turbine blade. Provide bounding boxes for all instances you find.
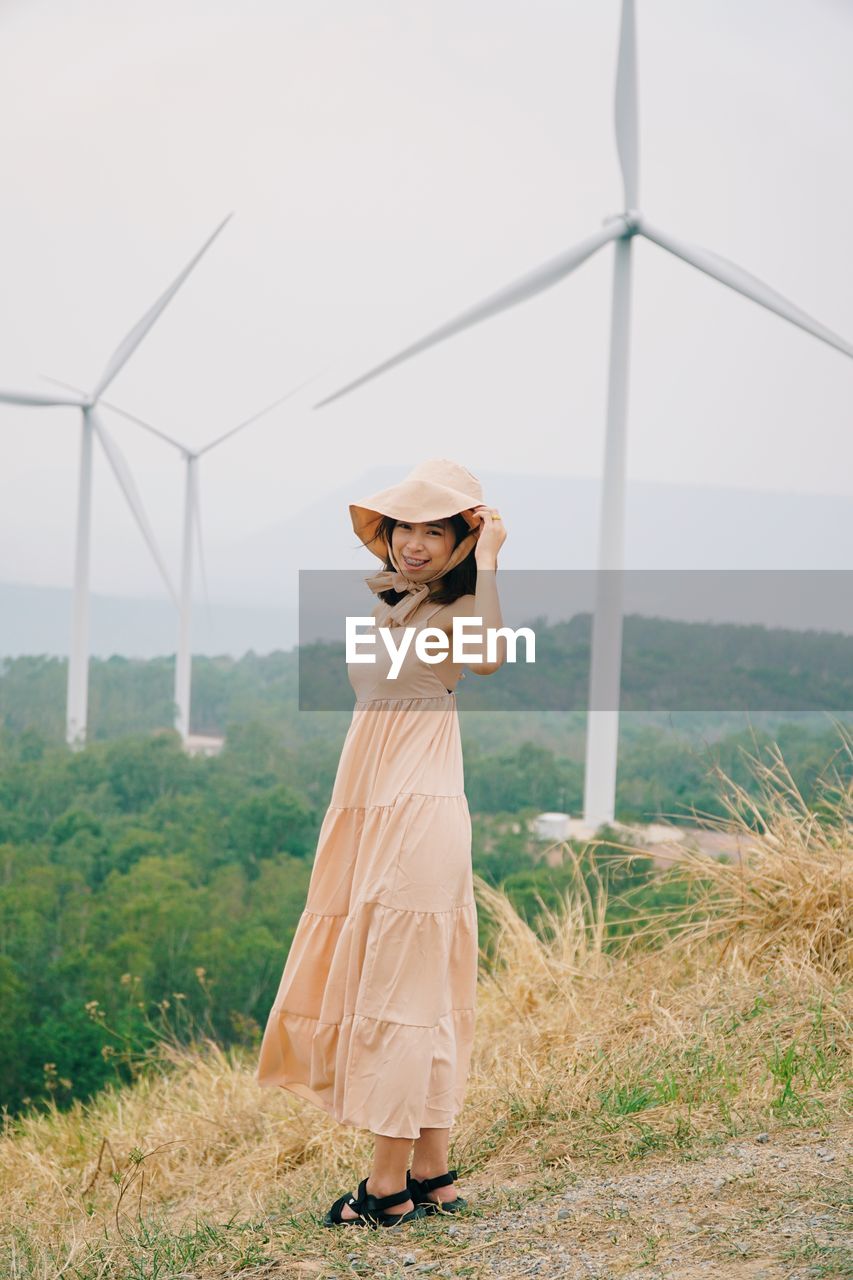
[98,398,186,451]
[39,373,87,397]
[0,388,84,407]
[198,370,322,454]
[314,222,622,408]
[40,374,187,450]
[614,0,639,209]
[639,218,853,360]
[92,213,233,402]
[90,409,179,606]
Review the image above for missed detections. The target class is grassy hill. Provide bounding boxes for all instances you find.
[1,737,850,1279]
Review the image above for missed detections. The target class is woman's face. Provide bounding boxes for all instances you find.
[391,517,455,577]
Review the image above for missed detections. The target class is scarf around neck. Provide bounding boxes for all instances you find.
[363,527,479,628]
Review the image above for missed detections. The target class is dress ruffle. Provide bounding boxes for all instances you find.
[257,900,478,1137]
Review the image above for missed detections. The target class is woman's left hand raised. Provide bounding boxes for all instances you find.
[471,504,507,567]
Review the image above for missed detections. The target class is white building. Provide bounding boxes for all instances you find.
[183,733,225,758]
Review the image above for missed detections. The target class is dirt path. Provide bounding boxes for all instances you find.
[297,1126,850,1279]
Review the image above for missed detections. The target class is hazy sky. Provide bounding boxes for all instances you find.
[1,0,851,598]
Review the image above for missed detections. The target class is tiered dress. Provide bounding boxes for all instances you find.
[255,597,478,1139]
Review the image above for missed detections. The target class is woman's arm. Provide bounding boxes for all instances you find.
[436,505,507,677]
[465,566,504,675]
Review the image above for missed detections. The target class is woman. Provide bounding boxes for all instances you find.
[256,458,507,1229]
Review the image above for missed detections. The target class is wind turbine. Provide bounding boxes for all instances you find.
[43,377,318,742]
[312,0,853,827]
[0,216,232,748]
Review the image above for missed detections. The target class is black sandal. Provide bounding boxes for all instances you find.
[406,1167,468,1213]
[322,1176,431,1228]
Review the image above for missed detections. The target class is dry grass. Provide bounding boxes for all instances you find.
[1,732,851,1278]
[600,724,852,976]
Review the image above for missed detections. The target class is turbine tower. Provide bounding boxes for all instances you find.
[0,216,232,747]
[45,379,317,741]
[312,0,853,827]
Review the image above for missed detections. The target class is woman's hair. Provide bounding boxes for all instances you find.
[373,513,477,606]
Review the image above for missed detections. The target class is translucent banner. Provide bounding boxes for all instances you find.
[297,569,853,712]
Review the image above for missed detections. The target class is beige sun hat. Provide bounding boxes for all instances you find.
[350,458,486,626]
[350,458,485,559]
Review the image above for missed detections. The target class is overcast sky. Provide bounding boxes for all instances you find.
[1,0,851,599]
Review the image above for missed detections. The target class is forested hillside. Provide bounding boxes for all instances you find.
[1,613,850,1115]
[2,613,851,742]
[0,707,848,1117]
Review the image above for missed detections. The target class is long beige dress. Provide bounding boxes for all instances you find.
[255,596,478,1139]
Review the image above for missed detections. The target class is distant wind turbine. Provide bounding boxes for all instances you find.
[313,0,853,826]
[43,376,319,741]
[0,216,232,747]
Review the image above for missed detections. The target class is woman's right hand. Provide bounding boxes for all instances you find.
[471,505,506,567]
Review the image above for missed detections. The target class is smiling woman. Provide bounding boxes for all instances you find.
[256,457,506,1227]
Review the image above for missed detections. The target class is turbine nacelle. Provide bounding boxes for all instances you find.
[603,210,642,236]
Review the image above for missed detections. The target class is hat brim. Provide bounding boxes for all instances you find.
[350,480,482,561]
